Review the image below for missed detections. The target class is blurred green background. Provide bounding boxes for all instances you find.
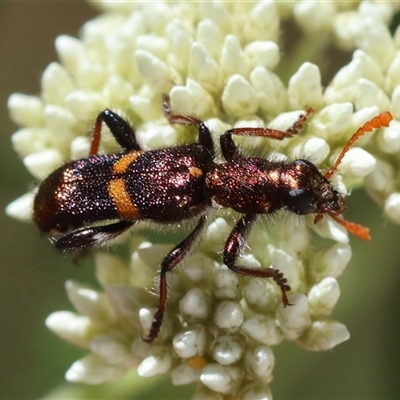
[1,2,400,399]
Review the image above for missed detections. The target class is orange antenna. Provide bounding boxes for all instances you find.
[325,111,393,180]
[314,209,371,240]
[314,111,393,240]
[328,212,371,240]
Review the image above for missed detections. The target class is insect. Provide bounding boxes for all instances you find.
[33,95,393,342]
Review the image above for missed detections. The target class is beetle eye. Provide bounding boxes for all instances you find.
[287,188,315,215]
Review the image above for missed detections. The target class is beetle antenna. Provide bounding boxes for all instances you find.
[324,111,393,180]
[314,111,393,240]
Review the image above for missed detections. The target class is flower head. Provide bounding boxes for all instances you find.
[6,1,400,399]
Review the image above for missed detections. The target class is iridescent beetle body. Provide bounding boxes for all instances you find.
[33,96,393,341]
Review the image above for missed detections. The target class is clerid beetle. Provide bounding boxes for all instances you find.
[33,95,393,342]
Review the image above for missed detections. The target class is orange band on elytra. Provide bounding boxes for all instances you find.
[113,151,143,174]
[108,178,140,219]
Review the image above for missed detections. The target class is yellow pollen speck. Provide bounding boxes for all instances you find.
[189,166,203,178]
[187,355,207,369]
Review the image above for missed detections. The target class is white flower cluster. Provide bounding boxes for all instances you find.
[45,227,351,397]
[6,1,400,399]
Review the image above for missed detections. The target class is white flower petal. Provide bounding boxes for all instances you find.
[358,1,393,25]
[10,128,47,158]
[243,280,280,313]
[356,78,390,111]
[299,320,350,351]
[213,300,244,331]
[311,102,353,140]
[75,55,107,91]
[23,149,63,180]
[391,84,400,120]
[138,307,161,338]
[64,89,103,121]
[188,42,223,94]
[324,58,361,102]
[245,41,280,71]
[5,193,34,222]
[180,252,215,283]
[65,280,115,328]
[199,2,232,35]
[173,325,208,358]
[310,243,352,281]
[90,335,135,368]
[213,269,240,300]
[137,346,173,377]
[66,353,125,384]
[310,215,350,243]
[202,217,232,254]
[171,362,201,386]
[291,137,330,164]
[334,147,376,177]
[141,3,172,34]
[169,80,216,120]
[244,2,279,43]
[356,19,396,70]
[222,74,258,117]
[200,364,243,394]
[377,119,400,154]
[244,345,275,381]
[8,93,44,127]
[70,136,91,160]
[45,311,97,348]
[129,94,160,122]
[250,66,287,117]
[386,51,400,95]
[241,314,282,346]
[308,277,341,317]
[220,35,248,79]
[196,18,224,60]
[135,35,168,60]
[239,384,273,400]
[166,19,193,73]
[271,249,303,292]
[138,121,180,150]
[102,75,134,106]
[334,11,362,50]
[288,62,323,110]
[384,192,400,223]
[55,35,86,76]
[353,50,385,88]
[135,50,172,93]
[106,286,149,326]
[212,336,243,365]
[294,2,336,35]
[365,158,395,203]
[276,294,311,339]
[179,288,211,321]
[42,62,76,105]
[44,105,76,152]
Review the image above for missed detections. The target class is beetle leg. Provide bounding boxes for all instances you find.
[162,94,215,156]
[220,107,314,161]
[54,220,135,250]
[223,213,292,306]
[143,215,207,342]
[90,109,142,155]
